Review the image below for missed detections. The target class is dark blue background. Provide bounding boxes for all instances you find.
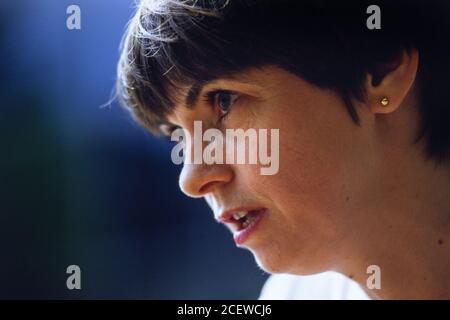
[0,0,267,299]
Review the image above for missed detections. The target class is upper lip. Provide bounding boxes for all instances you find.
[217,206,266,224]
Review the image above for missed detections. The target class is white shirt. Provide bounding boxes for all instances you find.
[259,272,370,300]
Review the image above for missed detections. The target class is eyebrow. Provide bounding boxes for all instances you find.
[157,83,205,133]
[185,83,204,109]
[157,82,205,134]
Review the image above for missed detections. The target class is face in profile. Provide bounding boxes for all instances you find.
[119,0,450,299]
[164,65,405,275]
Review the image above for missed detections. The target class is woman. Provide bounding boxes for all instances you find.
[117,0,450,299]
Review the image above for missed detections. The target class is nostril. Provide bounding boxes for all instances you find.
[198,180,222,195]
[179,164,234,198]
[179,174,223,198]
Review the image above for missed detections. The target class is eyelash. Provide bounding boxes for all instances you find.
[161,90,239,139]
[161,124,181,140]
[203,89,239,121]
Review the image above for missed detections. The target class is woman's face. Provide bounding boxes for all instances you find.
[165,65,383,275]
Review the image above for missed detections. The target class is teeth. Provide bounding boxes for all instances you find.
[233,211,248,220]
[242,215,254,228]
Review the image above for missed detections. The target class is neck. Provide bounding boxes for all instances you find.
[338,150,450,299]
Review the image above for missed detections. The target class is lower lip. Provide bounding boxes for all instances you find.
[233,209,265,246]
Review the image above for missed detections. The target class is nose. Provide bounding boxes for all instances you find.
[179,162,234,198]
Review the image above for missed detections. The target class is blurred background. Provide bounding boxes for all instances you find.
[0,0,268,299]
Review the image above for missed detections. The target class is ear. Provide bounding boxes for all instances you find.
[365,49,419,114]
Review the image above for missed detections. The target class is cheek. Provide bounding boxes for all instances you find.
[279,132,348,208]
[242,94,373,240]
[274,123,370,244]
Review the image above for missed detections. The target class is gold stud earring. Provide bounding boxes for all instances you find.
[380,97,389,107]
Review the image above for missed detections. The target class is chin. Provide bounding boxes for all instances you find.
[251,248,297,274]
[250,245,329,276]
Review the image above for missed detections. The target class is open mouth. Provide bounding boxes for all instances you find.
[231,209,264,231]
[219,208,266,245]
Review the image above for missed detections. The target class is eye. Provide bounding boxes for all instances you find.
[159,123,181,140]
[206,90,239,119]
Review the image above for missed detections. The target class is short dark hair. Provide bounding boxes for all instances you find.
[117,0,450,162]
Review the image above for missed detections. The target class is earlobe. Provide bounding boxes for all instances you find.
[380,96,390,107]
[365,49,419,115]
